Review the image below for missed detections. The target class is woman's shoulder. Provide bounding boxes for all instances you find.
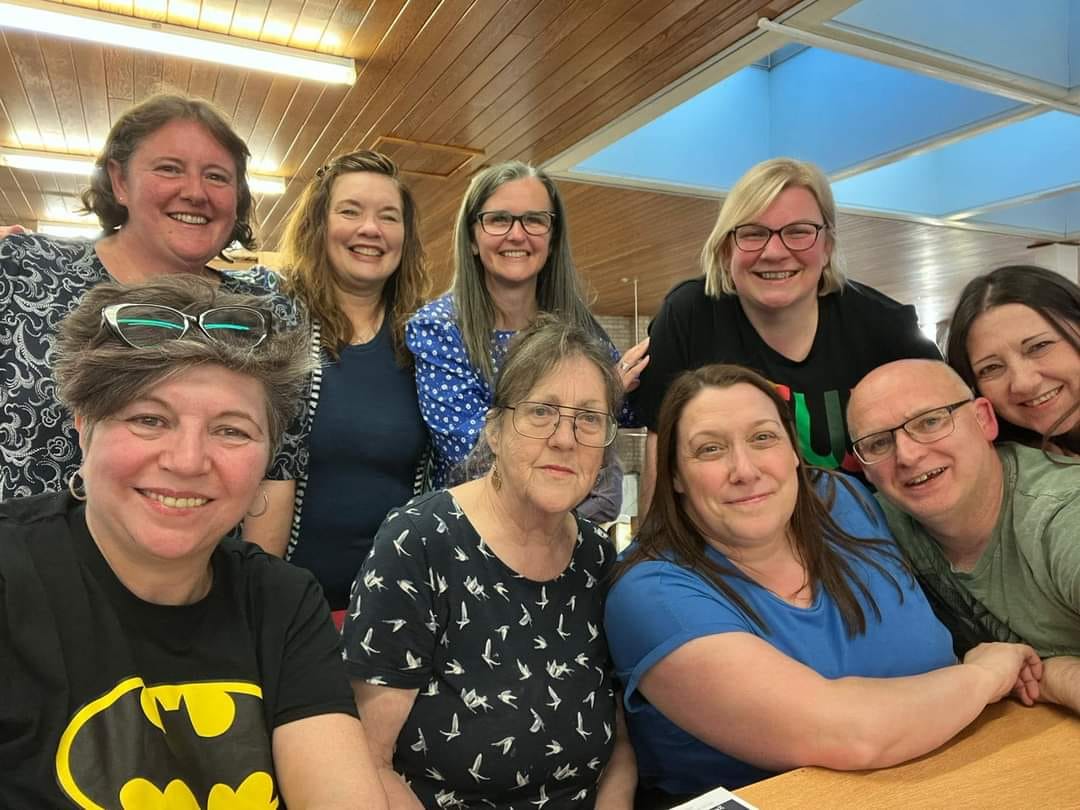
[812,469,889,531]
[830,280,918,319]
[0,233,100,279]
[409,292,457,325]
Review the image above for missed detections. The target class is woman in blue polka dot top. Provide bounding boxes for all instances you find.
[406,161,650,496]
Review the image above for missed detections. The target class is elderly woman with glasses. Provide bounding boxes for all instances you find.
[0,276,386,809]
[344,315,637,810]
[605,363,1041,807]
[405,161,648,518]
[632,157,941,517]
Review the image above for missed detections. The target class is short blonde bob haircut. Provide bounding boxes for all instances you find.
[701,157,846,298]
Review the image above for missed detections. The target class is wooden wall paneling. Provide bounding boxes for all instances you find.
[0,32,40,146]
[6,32,65,149]
[133,51,165,100]
[70,42,111,150]
[161,56,193,96]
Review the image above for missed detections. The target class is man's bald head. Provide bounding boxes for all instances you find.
[847,359,973,441]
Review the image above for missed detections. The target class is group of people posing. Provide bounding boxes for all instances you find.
[0,91,1076,810]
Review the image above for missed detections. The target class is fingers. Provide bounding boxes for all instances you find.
[618,354,650,394]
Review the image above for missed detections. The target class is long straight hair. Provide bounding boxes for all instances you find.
[617,364,904,636]
[279,150,429,365]
[451,161,595,382]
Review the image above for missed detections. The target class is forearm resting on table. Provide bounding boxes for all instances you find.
[1040,656,1080,713]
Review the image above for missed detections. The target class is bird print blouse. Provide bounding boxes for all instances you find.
[342,490,617,809]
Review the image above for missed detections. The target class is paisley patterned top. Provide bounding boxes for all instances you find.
[0,234,301,500]
[342,489,617,809]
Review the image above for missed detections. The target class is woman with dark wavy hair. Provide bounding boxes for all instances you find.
[606,364,1041,806]
[946,265,1080,456]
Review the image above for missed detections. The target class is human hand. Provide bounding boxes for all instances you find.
[0,224,30,238]
[963,642,1043,705]
[617,336,650,393]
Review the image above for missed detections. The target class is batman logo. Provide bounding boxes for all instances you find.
[55,677,280,809]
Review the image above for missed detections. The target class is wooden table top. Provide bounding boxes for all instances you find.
[735,701,1080,808]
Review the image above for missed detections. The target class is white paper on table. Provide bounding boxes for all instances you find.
[669,784,759,810]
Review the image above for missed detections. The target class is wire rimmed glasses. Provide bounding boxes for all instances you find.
[505,401,617,448]
[101,303,270,349]
[476,210,556,236]
[731,221,826,252]
[851,399,974,465]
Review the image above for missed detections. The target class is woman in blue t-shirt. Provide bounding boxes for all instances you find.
[243,151,431,610]
[605,363,1042,807]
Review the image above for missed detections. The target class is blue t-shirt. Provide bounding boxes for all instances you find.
[290,319,426,609]
[604,474,955,794]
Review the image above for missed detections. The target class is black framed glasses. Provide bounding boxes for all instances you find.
[851,399,974,465]
[101,303,270,349]
[476,210,556,236]
[505,401,617,448]
[731,221,826,252]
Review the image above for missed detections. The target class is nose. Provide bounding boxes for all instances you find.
[504,218,528,240]
[547,414,578,449]
[759,231,792,260]
[159,427,211,477]
[354,210,382,236]
[1006,360,1041,397]
[725,443,761,483]
[892,429,927,467]
[179,170,208,204]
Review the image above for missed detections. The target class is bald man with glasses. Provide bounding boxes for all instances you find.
[847,359,1080,714]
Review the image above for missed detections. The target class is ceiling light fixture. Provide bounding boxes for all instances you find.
[0,147,287,195]
[0,0,355,85]
[37,221,103,238]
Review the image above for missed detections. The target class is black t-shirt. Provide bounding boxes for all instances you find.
[0,492,356,809]
[631,278,941,471]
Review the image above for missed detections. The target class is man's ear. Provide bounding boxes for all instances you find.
[972,397,1000,442]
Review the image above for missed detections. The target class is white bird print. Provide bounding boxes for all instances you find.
[513,771,529,789]
[422,680,439,697]
[554,763,579,781]
[404,507,421,516]
[392,529,412,557]
[358,627,380,655]
[535,586,549,609]
[565,595,576,611]
[365,675,386,686]
[439,712,461,741]
[556,613,570,640]
[530,785,550,808]
[449,501,465,520]
[434,513,448,533]
[576,712,591,740]
[363,570,385,591]
[529,709,545,732]
[425,766,445,781]
[383,618,407,632]
[440,629,451,647]
[465,576,489,600]
[495,624,509,641]
[497,689,518,708]
[492,735,515,754]
[594,664,606,685]
[461,688,492,713]
[546,685,562,711]
[587,757,601,770]
[397,579,419,599]
[403,650,423,670]
[452,545,469,562]
[575,653,590,667]
[436,573,448,594]
[493,581,511,601]
[425,609,438,633]
[410,728,427,753]
[582,690,595,708]
[517,659,532,680]
[545,740,563,756]
[434,789,464,809]
[597,543,606,565]
[603,721,612,743]
[467,753,490,782]
[386,510,399,522]
[518,604,532,626]
[545,660,573,680]
[584,569,597,589]
[482,639,501,669]
[444,659,465,676]
[348,596,363,621]
[571,788,587,800]
[587,621,599,642]
[533,635,548,650]
[476,540,494,558]
[456,602,470,630]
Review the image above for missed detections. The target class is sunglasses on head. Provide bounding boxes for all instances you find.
[100,303,270,349]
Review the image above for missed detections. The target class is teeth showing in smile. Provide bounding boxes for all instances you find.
[1023,387,1061,407]
[350,246,383,256]
[757,271,797,280]
[500,250,528,257]
[169,213,208,225]
[143,490,208,509]
[906,467,945,487]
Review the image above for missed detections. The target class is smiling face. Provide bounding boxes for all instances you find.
[325,171,405,296]
[848,361,1000,526]
[471,176,553,290]
[967,303,1080,438]
[729,185,831,315]
[79,364,270,576]
[673,383,800,553]
[108,119,239,273]
[489,353,607,516]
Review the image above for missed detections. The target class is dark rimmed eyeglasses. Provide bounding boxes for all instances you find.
[505,401,617,448]
[476,210,556,236]
[101,303,270,349]
[851,399,974,465]
[731,221,826,252]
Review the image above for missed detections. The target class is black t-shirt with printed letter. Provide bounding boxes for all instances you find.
[0,491,356,809]
[632,278,941,471]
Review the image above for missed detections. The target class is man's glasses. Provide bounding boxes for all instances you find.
[731,221,826,253]
[505,401,617,448]
[476,210,556,236]
[851,399,974,465]
[101,303,270,349]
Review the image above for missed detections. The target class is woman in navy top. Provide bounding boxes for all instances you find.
[605,364,1042,806]
[243,151,430,610]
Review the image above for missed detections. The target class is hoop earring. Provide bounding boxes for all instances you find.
[68,469,87,502]
[246,491,269,518]
[491,460,502,491]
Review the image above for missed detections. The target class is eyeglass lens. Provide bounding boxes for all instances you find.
[479,211,554,236]
[111,305,266,348]
[513,403,614,447]
[734,223,821,252]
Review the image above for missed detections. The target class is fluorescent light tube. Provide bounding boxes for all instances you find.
[0,0,355,84]
[37,221,102,238]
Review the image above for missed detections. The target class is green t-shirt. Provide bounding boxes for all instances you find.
[879,443,1080,658]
